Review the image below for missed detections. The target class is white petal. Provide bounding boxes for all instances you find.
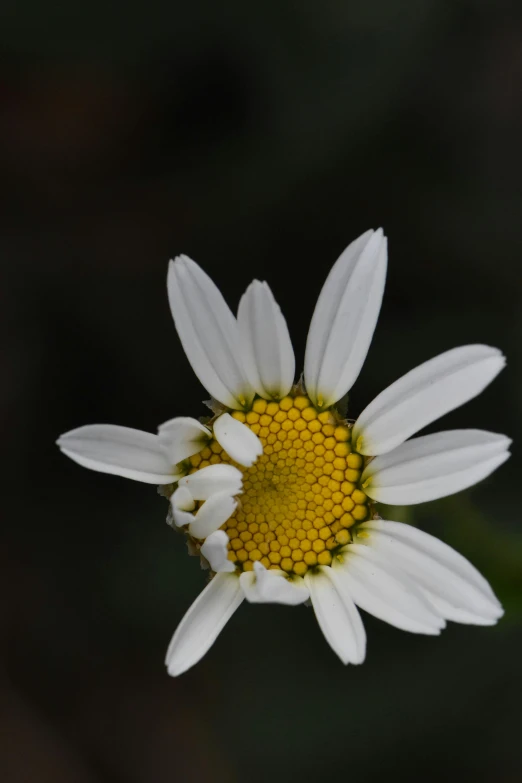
[353,345,506,455]
[213,413,263,467]
[158,417,211,465]
[56,424,177,484]
[171,508,194,528]
[363,429,511,505]
[358,520,503,623]
[167,255,254,410]
[422,590,499,626]
[240,562,309,605]
[165,572,243,676]
[171,486,195,511]
[189,492,237,539]
[304,229,387,408]
[237,280,295,399]
[178,464,243,500]
[334,544,445,634]
[304,566,366,664]
[200,530,235,573]
[170,486,196,528]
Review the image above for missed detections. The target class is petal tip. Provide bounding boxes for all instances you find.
[474,343,506,368]
[165,657,185,677]
[171,253,192,267]
[168,256,183,274]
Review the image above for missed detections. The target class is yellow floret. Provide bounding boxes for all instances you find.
[317,551,332,566]
[352,489,367,505]
[334,425,350,442]
[252,398,267,414]
[279,396,293,411]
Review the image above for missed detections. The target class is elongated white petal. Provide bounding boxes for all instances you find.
[165,572,243,676]
[364,430,511,505]
[178,464,243,500]
[168,256,254,410]
[335,544,445,634]
[158,417,211,465]
[304,566,366,664]
[240,562,309,605]
[237,280,295,400]
[353,345,505,455]
[189,492,237,539]
[200,530,235,573]
[213,413,263,467]
[304,229,387,408]
[358,520,503,623]
[170,486,196,527]
[56,424,176,484]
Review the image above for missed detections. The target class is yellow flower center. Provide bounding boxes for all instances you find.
[187,393,371,577]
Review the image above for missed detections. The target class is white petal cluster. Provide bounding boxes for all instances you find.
[166,516,504,676]
[56,228,511,679]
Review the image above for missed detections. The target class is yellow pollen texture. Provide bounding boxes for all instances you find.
[188,394,370,577]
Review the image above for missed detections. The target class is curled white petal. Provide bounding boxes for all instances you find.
[363,429,511,505]
[353,345,506,455]
[304,228,387,408]
[158,417,211,465]
[200,530,235,573]
[178,464,243,500]
[165,572,243,677]
[304,566,366,664]
[237,280,295,400]
[240,562,309,605]
[189,492,237,539]
[334,544,445,635]
[358,520,503,624]
[56,424,177,484]
[170,486,196,528]
[213,413,263,467]
[167,255,254,410]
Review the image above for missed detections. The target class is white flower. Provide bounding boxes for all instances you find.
[57,229,510,677]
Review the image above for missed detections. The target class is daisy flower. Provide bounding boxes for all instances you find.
[57,229,510,676]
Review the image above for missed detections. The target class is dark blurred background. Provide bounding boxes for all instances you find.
[1,2,521,781]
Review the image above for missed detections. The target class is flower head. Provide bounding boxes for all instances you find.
[57,229,510,676]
